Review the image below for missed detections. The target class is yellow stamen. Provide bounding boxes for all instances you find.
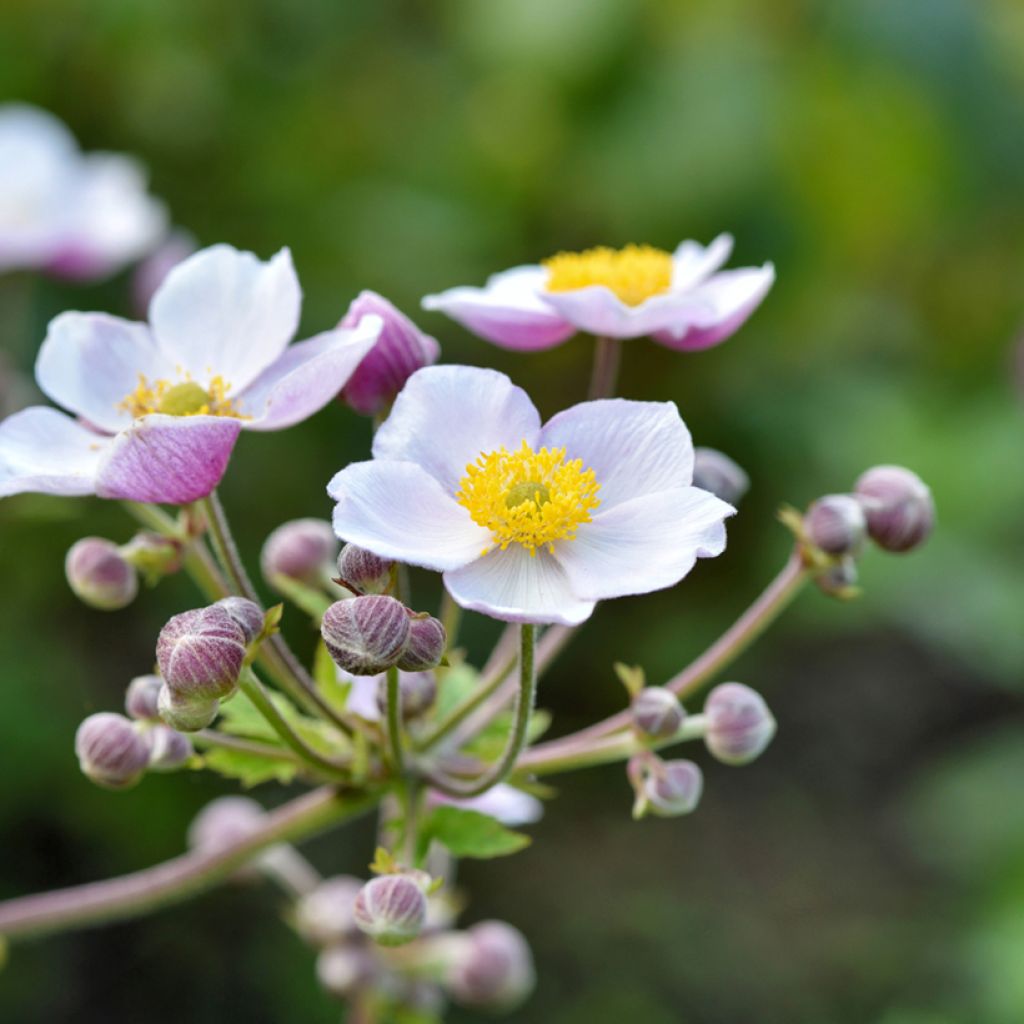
[456,441,601,556]
[118,374,247,420]
[542,244,673,306]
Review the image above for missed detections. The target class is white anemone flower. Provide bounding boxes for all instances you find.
[328,365,735,626]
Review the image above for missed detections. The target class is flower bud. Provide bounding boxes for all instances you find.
[336,544,394,596]
[805,494,867,556]
[375,671,437,721]
[854,465,935,553]
[315,946,374,1000]
[214,596,264,644]
[295,875,364,946]
[157,684,219,732]
[353,874,428,947]
[124,674,163,720]
[339,291,440,416]
[65,537,138,611]
[119,532,183,581]
[143,724,193,771]
[75,712,150,790]
[397,615,446,672]
[321,595,411,675]
[260,518,338,586]
[448,921,535,1011]
[815,556,859,599]
[692,447,750,505]
[642,759,703,817]
[187,796,266,855]
[631,687,685,739]
[704,682,776,766]
[156,605,247,703]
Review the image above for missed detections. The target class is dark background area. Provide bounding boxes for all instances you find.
[1,1,1023,1021]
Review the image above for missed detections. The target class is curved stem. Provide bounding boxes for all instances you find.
[423,625,536,798]
[0,786,376,943]
[385,666,405,775]
[587,335,622,400]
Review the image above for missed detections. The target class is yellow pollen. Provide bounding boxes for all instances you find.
[118,373,247,420]
[456,441,601,557]
[542,244,673,306]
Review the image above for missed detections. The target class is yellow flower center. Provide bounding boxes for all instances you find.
[542,244,673,306]
[456,441,601,556]
[118,374,246,420]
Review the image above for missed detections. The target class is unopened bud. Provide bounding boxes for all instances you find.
[321,595,411,675]
[854,465,935,553]
[215,596,264,644]
[188,796,266,855]
[448,921,535,1011]
[119,532,183,581]
[157,683,219,732]
[339,291,440,416]
[143,724,193,771]
[353,874,428,946]
[124,674,162,720]
[336,544,394,596]
[631,687,685,739]
[692,447,750,505]
[316,946,374,1000]
[397,615,446,672]
[75,712,149,789]
[815,556,859,599]
[156,605,247,703]
[65,537,138,610]
[295,875,364,946]
[643,759,703,817]
[805,494,867,556]
[704,682,776,765]
[375,671,437,721]
[261,518,337,586]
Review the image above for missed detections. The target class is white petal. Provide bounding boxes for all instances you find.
[36,312,172,432]
[149,245,300,393]
[429,784,544,827]
[554,487,734,601]
[671,234,734,291]
[539,399,694,509]
[336,670,382,722]
[443,546,596,626]
[329,460,490,571]
[0,406,107,497]
[372,365,541,492]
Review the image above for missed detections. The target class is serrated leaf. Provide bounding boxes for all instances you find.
[417,806,531,861]
[220,689,349,758]
[203,746,299,787]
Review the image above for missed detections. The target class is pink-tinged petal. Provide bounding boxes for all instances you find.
[0,406,107,497]
[238,315,382,431]
[373,366,541,492]
[328,460,490,571]
[539,399,693,509]
[149,245,300,393]
[652,264,775,351]
[422,266,575,350]
[671,234,734,291]
[339,291,441,416]
[443,546,596,626]
[35,312,171,433]
[553,487,734,601]
[94,414,242,504]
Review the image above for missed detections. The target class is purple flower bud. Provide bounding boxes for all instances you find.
[631,687,685,739]
[643,759,703,817]
[321,596,411,675]
[854,465,935,553]
[65,537,138,611]
[260,518,338,586]
[397,615,446,672]
[295,875,364,946]
[448,921,535,1010]
[336,543,395,596]
[339,291,440,416]
[805,494,867,556]
[125,674,163,720]
[188,796,266,855]
[315,946,374,1000]
[119,532,183,580]
[704,682,776,766]
[215,596,264,645]
[143,724,193,771]
[353,874,428,946]
[157,684,219,732]
[692,447,750,505]
[375,671,438,721]
[75,712,150,790]
[156,605,247,703]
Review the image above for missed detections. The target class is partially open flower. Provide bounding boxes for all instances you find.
[295,875,364,946]
[261,518,337,587]
[124,674,163,720]
[143,724,193,771]
[447,921,535,1011]
[704,682,776,766]
[805,494,867,556]
[692,447,750,505]
[65,537,138,611]
[397,615,446,672]
[353,874,428,947]
[75,712,150,790]
[336,543,394,595]
[321,595,411,675]
[854,465,935,554]
[631,687,685,739]
[156,604,248,704]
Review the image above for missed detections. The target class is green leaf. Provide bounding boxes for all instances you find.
[418,806,531,861]
[203,746,299,787]
[267,573,332,622]
[219,689,349,758]
[313,639,352,714]
[433,663,480,719]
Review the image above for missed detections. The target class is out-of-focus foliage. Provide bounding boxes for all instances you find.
[0,1,1022,1021]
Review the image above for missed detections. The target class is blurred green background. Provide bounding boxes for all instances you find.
[1,0,1023,1021]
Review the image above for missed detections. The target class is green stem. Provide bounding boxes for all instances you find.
[191,729,305,765]
[385,666,405,775]
[587,335,622,400]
